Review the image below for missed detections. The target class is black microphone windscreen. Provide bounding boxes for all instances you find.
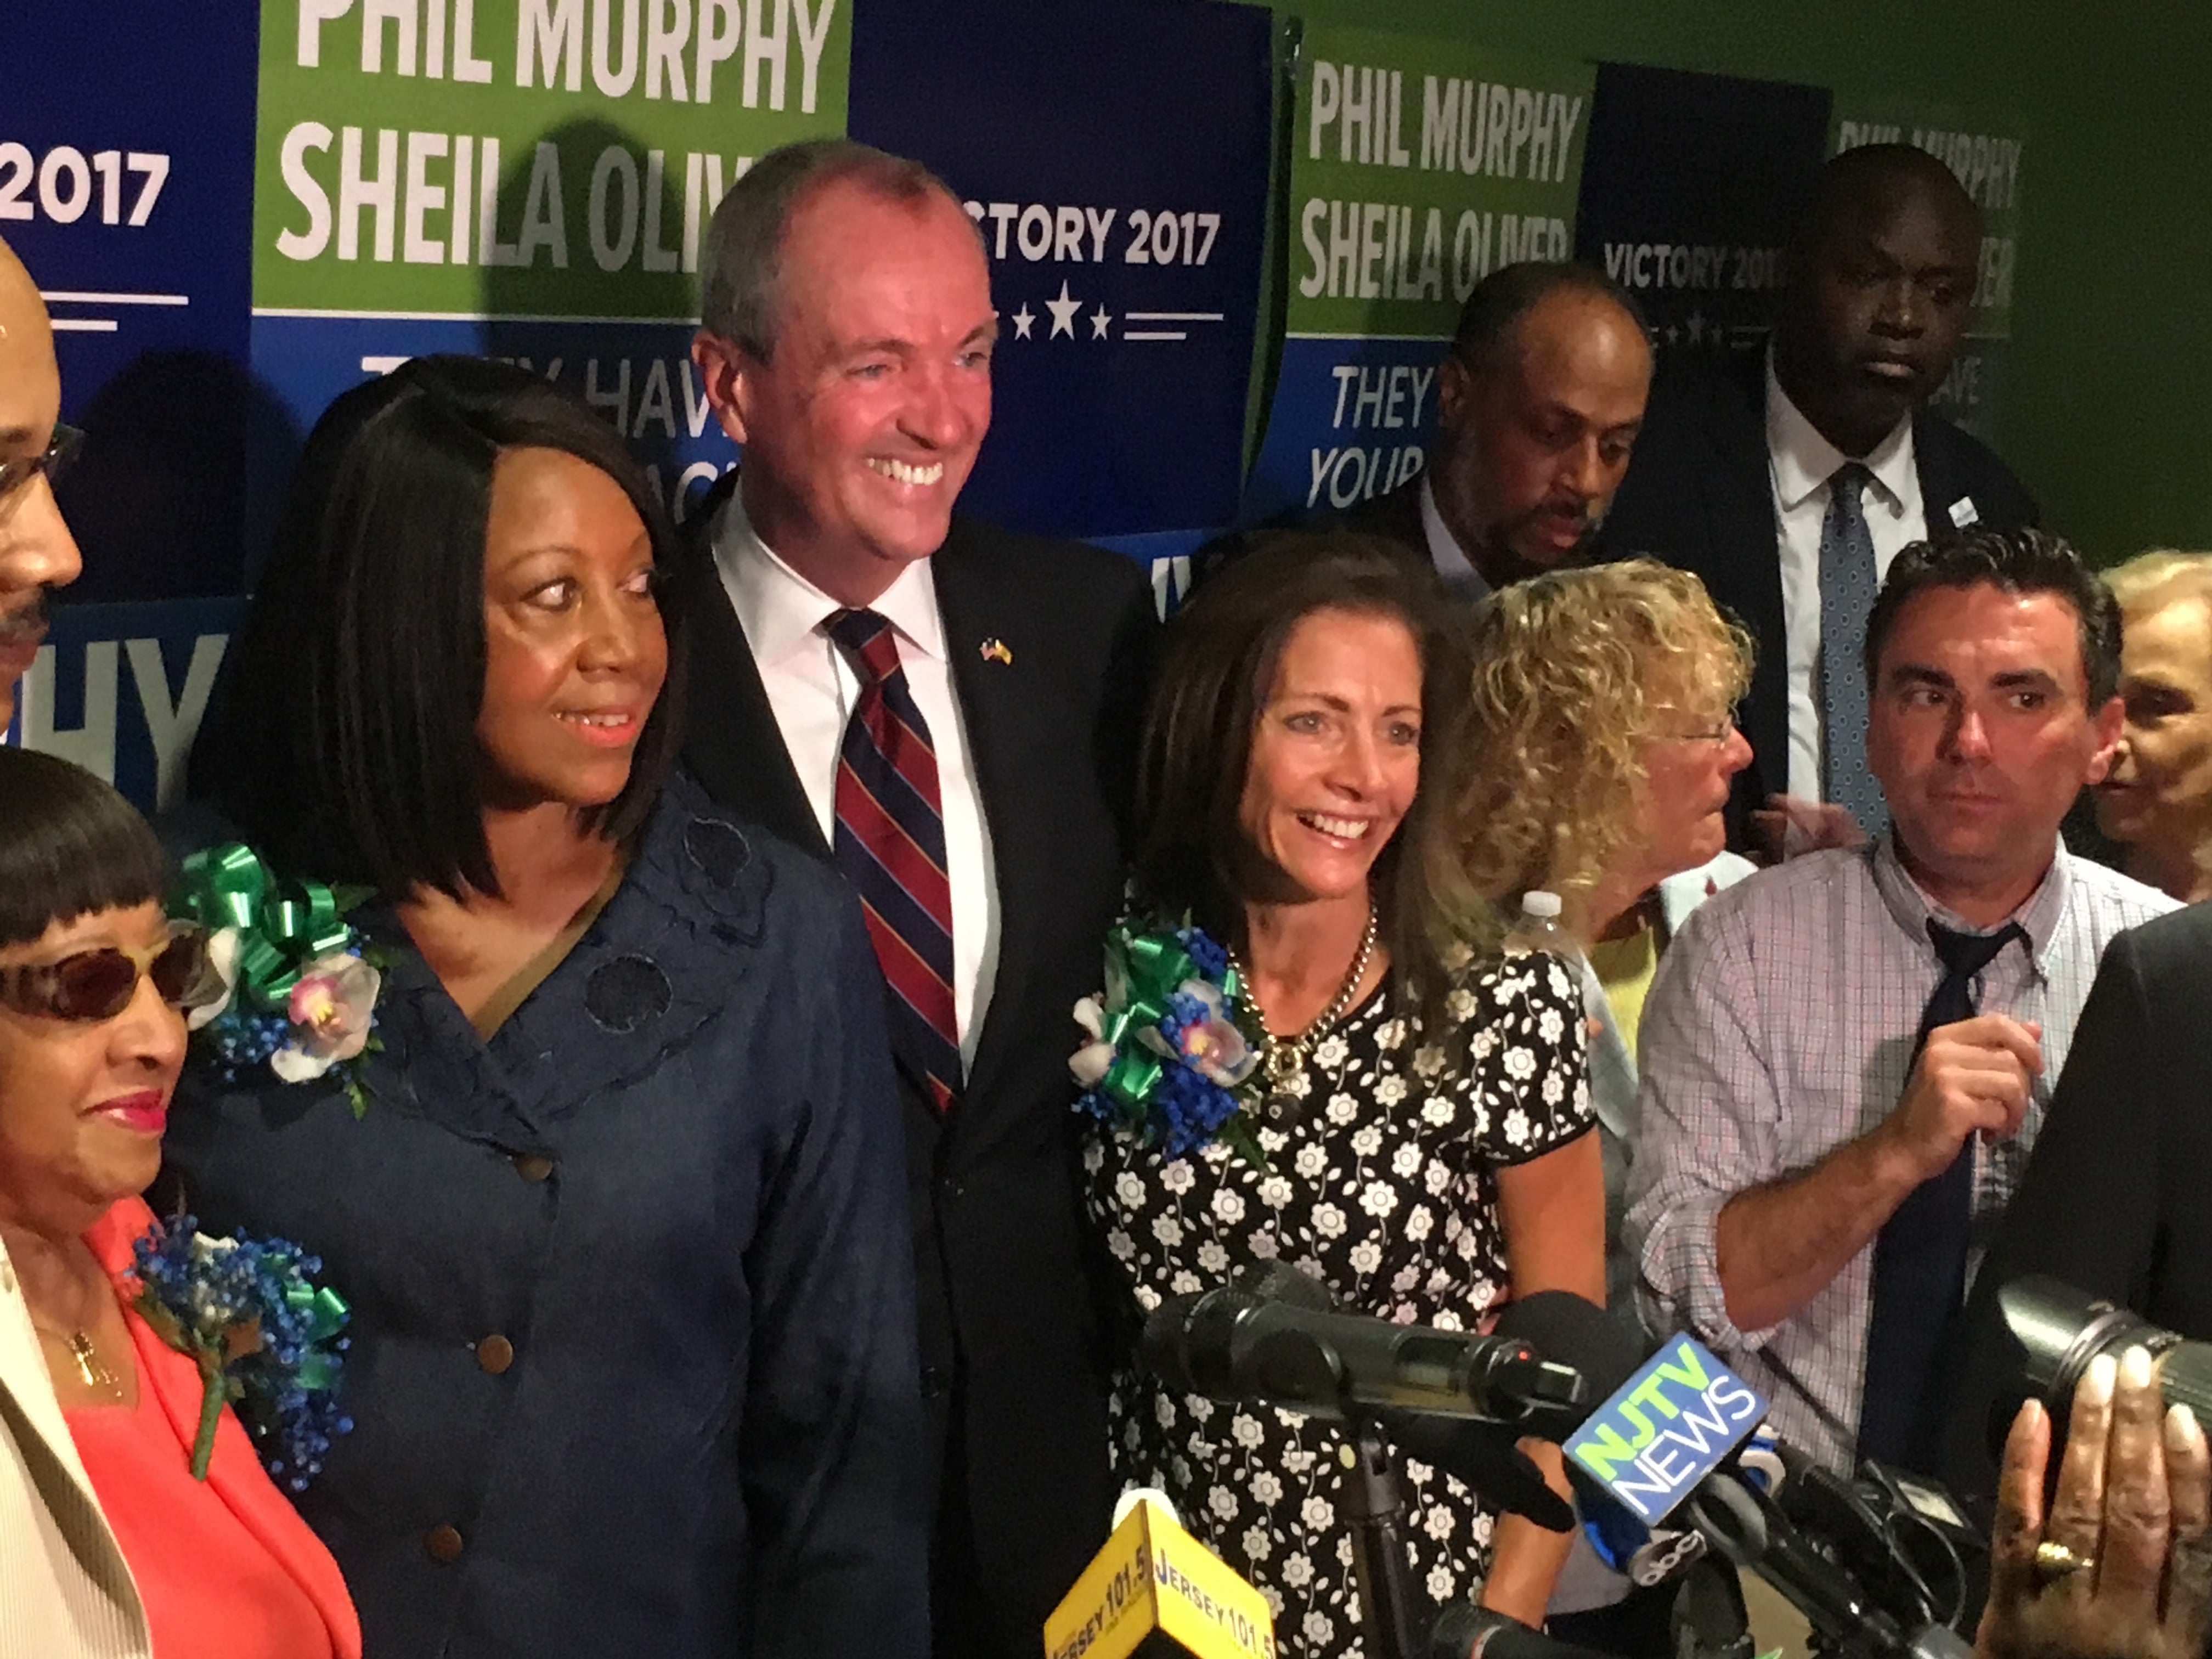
[1489,1291,1643,1435]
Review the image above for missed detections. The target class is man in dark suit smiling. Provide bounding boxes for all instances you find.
[682,138,1154,1659]
[1600,145,2036,857]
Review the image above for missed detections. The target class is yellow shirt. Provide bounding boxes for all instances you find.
[1585,921,1660,1064]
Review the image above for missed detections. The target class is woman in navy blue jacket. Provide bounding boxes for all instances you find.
[170,357,927,1659]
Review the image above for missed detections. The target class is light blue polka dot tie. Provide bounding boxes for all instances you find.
[1819,463,1885,832]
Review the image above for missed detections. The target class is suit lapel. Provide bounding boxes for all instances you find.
[675,491,829,859]
[1911,411,1976,534]
[932,526,1046,1115]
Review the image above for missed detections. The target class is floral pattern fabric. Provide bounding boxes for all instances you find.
[1084,953,1591,1658]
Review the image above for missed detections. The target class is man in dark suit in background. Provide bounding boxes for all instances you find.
[682,139,1155,1659]
[1600,144,2036,857]
[1274,262,1650,601]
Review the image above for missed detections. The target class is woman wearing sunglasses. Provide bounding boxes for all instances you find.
[169,357,924,1659]
[0,747,360,1659]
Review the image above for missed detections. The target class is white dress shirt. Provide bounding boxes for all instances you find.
[1766,361,1926,803]
[710,496,1000,1065]
[1417,476,1493,603]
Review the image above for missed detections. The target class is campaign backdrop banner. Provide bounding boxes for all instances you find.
[7,8,261,605]
[1832,101,2024,447]
[848,0,1272,544]
[1575,63,1831,360]
[1244,24,1594,523]
[251,0,852,527]
[12,599,245,810]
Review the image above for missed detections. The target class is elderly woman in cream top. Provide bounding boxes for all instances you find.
[2,1232,150,1657]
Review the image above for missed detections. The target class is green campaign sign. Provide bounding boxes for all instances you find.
[1286,23,1594,341]
[255,0,851,318]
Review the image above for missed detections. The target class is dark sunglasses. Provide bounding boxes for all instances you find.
[0,925,215,1022]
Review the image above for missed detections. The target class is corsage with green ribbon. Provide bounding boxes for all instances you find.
[129,1215,352,1491]
[170,842,382,1117]
[1070,916,1264,1164]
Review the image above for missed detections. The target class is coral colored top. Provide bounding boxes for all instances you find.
[62,1199,360,1659]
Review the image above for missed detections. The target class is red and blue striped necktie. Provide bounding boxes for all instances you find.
[827,607,961,1113]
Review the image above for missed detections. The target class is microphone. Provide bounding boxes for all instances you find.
[1042,1487,1276,1659]
[1141,1267,1588,1426]
[1425,1602,1628,1659]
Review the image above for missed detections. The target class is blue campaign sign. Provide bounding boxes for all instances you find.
[1242,335,1443,526]
[7,9,261,603]
[849,0,1272,543]
[7,597,245,812]
[248,315,734,541]
[1565,1335,1767,1525]
[1574,65,1830,362]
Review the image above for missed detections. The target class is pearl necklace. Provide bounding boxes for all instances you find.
[1231,902,1379,1127]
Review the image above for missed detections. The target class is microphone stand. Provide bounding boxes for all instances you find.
[1341,1413,1424,1659]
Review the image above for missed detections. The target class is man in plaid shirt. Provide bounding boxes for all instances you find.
[1625,528,2174,1474]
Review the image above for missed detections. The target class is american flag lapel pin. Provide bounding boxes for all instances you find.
[979,637,1014,667]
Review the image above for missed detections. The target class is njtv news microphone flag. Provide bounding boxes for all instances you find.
[1243,23,1594,524]
[1565,1335,1767,1526]
[1045,1498,1277,1659]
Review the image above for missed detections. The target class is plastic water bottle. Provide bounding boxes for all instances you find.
[1504,890,1570,957]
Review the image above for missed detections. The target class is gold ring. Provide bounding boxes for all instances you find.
[2034,1540,2092,1584]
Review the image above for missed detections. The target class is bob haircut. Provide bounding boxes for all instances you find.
[1133,531,1475,1018]
[0,747,170,949]
[189,356,684,899]
[1436,560,1754,935]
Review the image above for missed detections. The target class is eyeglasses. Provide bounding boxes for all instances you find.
[1652,708,1742,746]
[0,924,215,1022]
[0,424,83,507]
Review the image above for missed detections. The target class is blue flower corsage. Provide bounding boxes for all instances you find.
[1070,917,1265,1164]
[170,842,383,1118]
[129,1215,353,1491]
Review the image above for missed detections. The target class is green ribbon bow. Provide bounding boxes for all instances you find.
[171,843,359,1013]
[1093,928,1242,1114]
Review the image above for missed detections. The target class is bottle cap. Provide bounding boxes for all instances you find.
[1520,890,1562,919]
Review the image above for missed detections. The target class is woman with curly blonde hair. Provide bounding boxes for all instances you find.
[1433,559,1754,1645]
[1435,560,1756,949]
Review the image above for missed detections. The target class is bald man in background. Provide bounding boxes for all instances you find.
[1601,144,2035,856]
[0,235,83,732]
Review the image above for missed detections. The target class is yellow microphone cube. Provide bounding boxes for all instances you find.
[1043,1498,1277,1659]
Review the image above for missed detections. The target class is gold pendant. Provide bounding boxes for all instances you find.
[61,1330,121,1397]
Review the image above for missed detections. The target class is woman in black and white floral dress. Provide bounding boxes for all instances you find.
[1080,534,1601,1658]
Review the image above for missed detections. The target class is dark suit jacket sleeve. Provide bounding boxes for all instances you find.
[1947,924,2164,1498]
[741,889,930,1659]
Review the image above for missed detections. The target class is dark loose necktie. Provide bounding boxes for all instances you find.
[1819,463,1885,834]
[827,608,961,1113]
[1857,919,2028,1469]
